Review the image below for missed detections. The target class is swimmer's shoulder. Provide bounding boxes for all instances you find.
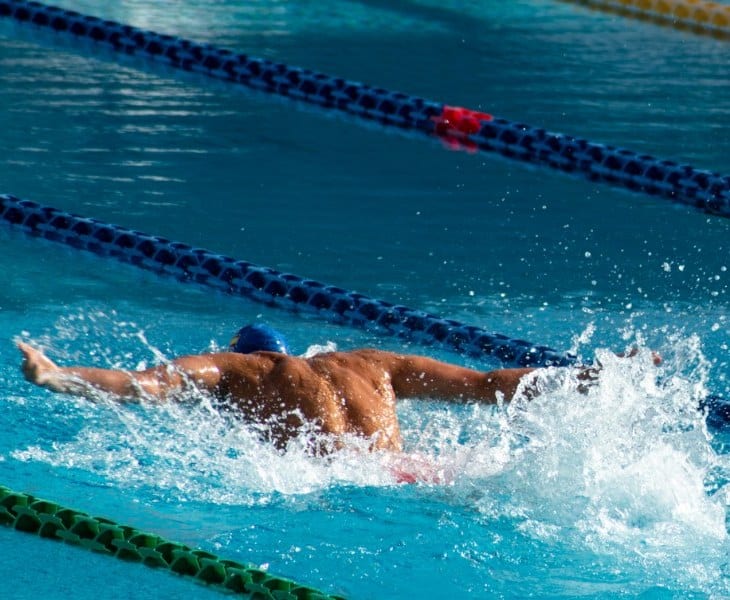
[209,350,292,370]
[309,348,402,369]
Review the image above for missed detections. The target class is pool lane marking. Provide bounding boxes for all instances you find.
[0,193,576,369]
[0,484,346,599]
[559,0,730,39]
[0,1,729,218]
[6,193,730,427]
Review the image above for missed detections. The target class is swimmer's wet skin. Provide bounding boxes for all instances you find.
[16,326,658,457]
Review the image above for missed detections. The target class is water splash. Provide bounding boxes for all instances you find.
[14,314,402,501]
[432,333,730,593]
[12,315,730,591]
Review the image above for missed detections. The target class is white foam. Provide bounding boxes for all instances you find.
[421,336,729,591]
[13,319,730,590]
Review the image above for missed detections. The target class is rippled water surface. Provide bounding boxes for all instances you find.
[0,1,729,598]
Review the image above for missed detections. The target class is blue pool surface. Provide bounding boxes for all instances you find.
[0,1,729,597]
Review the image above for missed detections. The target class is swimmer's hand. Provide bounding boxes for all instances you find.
[618,347,662,366]
[17,341,63,390]
[576,348,662,393]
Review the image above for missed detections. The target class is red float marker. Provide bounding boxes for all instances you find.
[432,105,493,136]
[432,105,493,153]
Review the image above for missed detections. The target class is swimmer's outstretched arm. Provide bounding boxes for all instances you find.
[377,349,658,403]
[357,350,539,403]
[17,342,222,402]
[370,351,623,403]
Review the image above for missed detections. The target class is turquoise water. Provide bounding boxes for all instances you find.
[1,1,729,597]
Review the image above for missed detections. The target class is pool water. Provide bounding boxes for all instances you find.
[0,0,729,597]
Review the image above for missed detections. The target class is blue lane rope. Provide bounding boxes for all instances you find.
[6,194,730,428]
[7,195,730,428]
[0,193,576,368]
[0,1,729,217]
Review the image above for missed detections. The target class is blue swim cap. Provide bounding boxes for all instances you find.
[228,324,290,354]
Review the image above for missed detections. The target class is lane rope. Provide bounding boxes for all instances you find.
[0,484,345,599]
[0,193,576,368]
[560,0,730,38]
[7,194,730,426]
[0,4,727,597]
[0,1,729,217]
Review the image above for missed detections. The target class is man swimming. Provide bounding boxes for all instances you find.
[17,324,606,453]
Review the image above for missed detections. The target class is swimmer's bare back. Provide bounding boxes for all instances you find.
[18,341,537,453]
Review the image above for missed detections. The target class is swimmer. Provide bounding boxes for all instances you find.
[16,324,648,454]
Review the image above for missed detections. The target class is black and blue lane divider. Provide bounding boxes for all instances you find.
[0,193,574,368]
[1,2,729,218]
[0,484,345,599]
[701,394,730,431]
[4,193,730,428]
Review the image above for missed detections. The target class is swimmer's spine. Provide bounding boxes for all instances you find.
[0,193,575,368]
[1,1,729,218]
[0,484,345,599]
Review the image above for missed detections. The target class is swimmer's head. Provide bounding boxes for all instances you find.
[228,324,290,355]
